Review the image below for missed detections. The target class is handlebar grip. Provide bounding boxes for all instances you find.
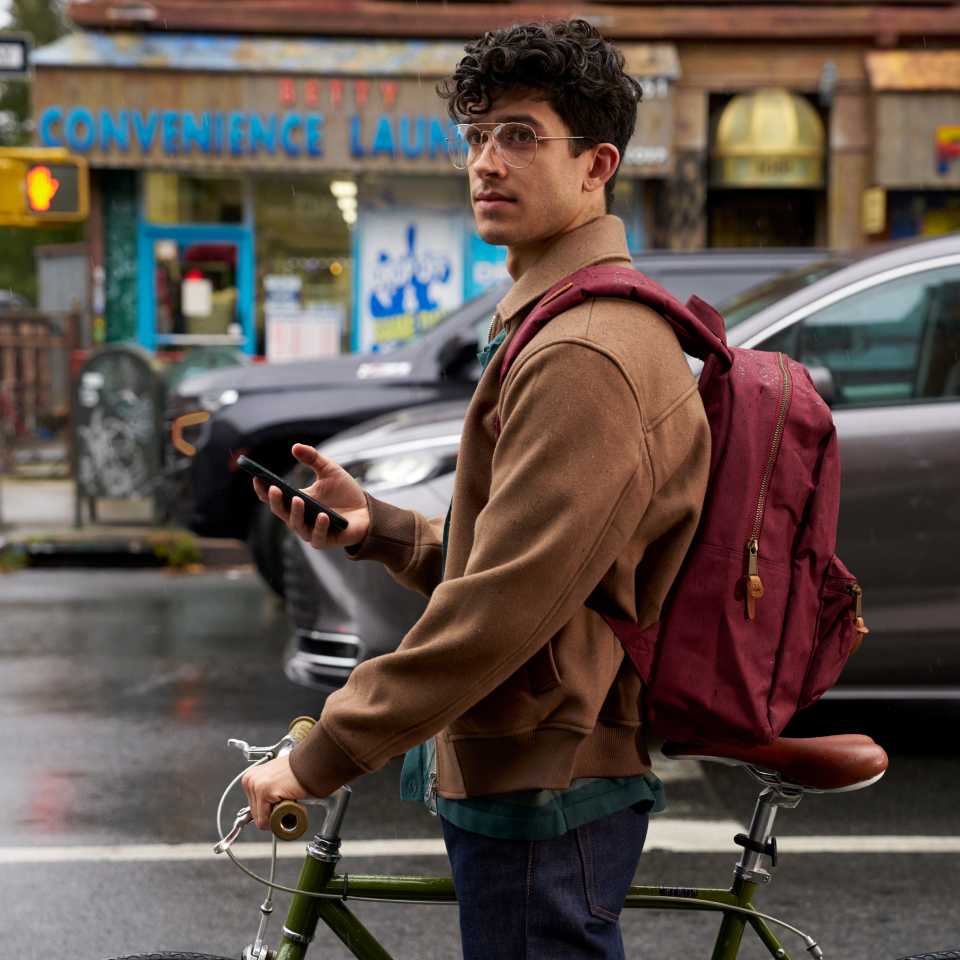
[287,716,316,744]
[270,799,309,841]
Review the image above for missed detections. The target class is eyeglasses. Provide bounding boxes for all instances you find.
[445,121,586,170]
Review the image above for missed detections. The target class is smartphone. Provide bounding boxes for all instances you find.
[236,454,348,533]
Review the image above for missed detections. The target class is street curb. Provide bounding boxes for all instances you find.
[0,529,250,570]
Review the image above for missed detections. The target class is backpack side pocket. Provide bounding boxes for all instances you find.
[798,554,865,710]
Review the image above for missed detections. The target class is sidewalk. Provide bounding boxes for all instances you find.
[0,475,250,569]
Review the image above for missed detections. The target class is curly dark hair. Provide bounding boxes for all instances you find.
[437,19,642,208]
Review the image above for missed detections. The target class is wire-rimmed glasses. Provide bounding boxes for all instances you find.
[445,121,586,170]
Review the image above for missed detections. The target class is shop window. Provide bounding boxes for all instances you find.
[254,175,352,356]
[888,191,960,241]
[145,172,244,224]
[154,238,239,339]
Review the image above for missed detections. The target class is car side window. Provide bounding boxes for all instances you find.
[756,265,960,407]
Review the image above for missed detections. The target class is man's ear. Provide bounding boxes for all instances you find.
[583,143,620,195]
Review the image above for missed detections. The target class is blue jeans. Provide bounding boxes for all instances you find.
[440,804,649,959]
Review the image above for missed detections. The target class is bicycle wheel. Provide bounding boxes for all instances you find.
[105,953,235,960]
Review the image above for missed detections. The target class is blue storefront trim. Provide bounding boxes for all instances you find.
[136,220,256,355]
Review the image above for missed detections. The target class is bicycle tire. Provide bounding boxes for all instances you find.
[896,952,960,959]
[104,953,235,960]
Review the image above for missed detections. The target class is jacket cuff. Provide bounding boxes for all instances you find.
[343,491,417,571]
[289,721,367,798]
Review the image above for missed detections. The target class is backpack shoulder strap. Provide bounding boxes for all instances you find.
[498,263,732,387]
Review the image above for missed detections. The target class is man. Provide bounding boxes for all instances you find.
[243,19,710,958]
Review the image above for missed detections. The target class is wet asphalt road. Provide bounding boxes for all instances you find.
[1,567,959,960]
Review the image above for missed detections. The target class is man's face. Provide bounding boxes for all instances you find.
[463,92,600,250]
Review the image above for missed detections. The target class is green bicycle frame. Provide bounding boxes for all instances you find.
[271,855,791,960]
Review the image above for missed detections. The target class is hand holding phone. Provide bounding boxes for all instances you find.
[237,454,349,533]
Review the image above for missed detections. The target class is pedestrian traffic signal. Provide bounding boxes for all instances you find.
[0,148,88,226]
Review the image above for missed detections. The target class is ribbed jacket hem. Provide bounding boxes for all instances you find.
[439,723,650,799]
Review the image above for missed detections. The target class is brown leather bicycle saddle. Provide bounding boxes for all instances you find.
[661,735,889,792]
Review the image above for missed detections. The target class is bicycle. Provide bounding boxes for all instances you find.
[106,714,946,960]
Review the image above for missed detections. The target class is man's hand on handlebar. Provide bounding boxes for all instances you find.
[241,755,309,831]
[252,442,371,550]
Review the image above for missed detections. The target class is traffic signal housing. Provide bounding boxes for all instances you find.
[0,148,88,226]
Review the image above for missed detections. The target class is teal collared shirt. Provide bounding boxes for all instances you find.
[401,324,664,840]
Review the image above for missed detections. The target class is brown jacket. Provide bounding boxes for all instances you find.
[290,215,711,800]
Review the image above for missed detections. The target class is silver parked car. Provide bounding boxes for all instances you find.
[283,232,960,697]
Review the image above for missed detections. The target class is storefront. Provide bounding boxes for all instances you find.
[865,51,960,242]
[31,32,678,357]
[707,87,827,247]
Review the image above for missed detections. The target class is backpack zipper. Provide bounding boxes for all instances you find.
[849,583,870,638]
[744,352,793,621]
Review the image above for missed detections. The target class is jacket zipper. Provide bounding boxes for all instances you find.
[744,352,793,621]
[425,770,439,816]
[487,311,498,343]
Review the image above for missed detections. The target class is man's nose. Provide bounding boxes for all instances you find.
[471,134,507,177]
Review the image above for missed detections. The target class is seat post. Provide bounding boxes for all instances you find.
[734,782,803,884]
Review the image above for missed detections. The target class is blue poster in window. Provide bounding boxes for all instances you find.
[465,231,509,300]
[356,210,464,351]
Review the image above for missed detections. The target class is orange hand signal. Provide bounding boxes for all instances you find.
[26,165,60,212]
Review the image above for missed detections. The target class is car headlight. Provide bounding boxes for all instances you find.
[200,388,240,414]
[344,450,458,492]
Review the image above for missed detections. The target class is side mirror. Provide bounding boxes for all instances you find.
[806,364,838,406]
[437,335,479,380]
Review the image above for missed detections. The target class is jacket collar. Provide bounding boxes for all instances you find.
[494,215,632,331]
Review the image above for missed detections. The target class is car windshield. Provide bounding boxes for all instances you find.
[718,259,849,328]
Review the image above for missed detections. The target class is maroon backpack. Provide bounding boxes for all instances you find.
[498,264,868,745]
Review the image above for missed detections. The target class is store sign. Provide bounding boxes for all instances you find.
[356,210,464,351]
[32,70,460,172]
[37,106,454,162]
[32,69,673,175]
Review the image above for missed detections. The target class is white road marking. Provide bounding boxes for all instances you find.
[3,822,960,864]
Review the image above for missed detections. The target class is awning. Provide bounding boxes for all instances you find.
[866,51,960,92]
[711,88,825,189]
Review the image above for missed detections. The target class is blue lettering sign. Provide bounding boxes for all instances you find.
[100,110,130,152]
[280,113,302,157]
[162,110,180,155]
[228,112,246,157]
[249,114,278,155]
[182,112,211,155]
[428,118,448,158]
[133,111,159,151]
[65,108,95,152]
[349,114,365,158]
[399,116,424,159]
[305,114,324,157]
[34,106,449,162]
[371,115,396,158]
[38,107,63,147]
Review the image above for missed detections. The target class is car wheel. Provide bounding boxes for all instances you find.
[248,499,289,598]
